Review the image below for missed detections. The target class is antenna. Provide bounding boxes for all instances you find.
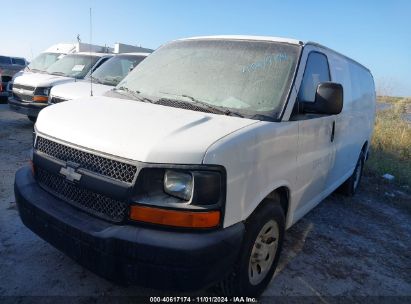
[89,7,93,97]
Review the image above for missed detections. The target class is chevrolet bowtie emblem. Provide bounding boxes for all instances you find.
[60,164,82,182]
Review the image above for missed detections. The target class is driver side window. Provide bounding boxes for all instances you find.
[298,52,330,103]
[291,52,331,120]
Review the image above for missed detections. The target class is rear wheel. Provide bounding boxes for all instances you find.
[27,115,37,123]
[216,198,285,297]
[339,151,365,196]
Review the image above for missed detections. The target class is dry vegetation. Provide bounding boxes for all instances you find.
[366,97,411,187]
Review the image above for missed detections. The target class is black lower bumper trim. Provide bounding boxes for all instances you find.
[14,166,244,291]
[8,98,47,117]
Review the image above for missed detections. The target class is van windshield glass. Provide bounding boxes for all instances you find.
[12,58,26,66]
[28,52,62,72]
[46,54,100,79]
[116,39,300,119]
[0,56,11,65]
[90,55,146,86]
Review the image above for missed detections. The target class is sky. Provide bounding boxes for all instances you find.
[1,0,410,96]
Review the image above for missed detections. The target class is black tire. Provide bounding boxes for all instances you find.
[216,197,285,297]
[339,151,365,196]
[27,115,37,123]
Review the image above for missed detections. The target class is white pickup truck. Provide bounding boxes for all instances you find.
[14,36,376,297]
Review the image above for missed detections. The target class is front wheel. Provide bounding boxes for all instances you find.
[216,199,285,297]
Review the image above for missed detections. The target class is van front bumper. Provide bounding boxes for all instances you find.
[14,166,244,291]
[8,97,47,117]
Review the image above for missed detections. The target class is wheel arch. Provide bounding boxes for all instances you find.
[246,186,291,228]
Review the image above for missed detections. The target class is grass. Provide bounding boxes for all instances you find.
[376,95,403,103]
[366,97,411,187]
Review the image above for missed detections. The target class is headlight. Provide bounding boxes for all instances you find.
[130,165,226,228]
[164,170,193,201]
[34,87,50,96]
[131,166,225,210]
[33,87,51,103]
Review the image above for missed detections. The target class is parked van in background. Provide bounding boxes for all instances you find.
[0,55,27,102]
[14,36,376,297]
[8,43,96,91]
[22,43,112,75]
[8,52,112,121]
[49,52,150,104]
[8,43,153,121]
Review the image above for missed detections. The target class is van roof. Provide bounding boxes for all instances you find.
[44,43,77,54]
[115,52,151,57]
[70,52,112,57]
[179,35,303,45]
[178,35,370,72]
[305,41,370,72]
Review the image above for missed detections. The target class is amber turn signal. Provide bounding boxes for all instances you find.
[33,96,48,102]
[130,205,220,228]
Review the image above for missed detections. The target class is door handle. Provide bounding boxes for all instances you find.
[331,121,335,142]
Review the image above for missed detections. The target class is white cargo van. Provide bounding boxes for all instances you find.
[48,53,150,104]
[27,42,113,73]
[6,43,103,94]
[15,36,376,297]
[24,43,78,74]
[8,52,112,121]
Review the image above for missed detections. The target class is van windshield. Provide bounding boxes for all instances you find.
[90,54,146,86]
[0,56,11,65]
[46,54,100,79]
[116,39,300,120]
[28,52,62,72]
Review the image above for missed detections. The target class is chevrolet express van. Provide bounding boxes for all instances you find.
[9,52,112,121]
[7,43,103,93]
[48,53,150,104]
[14,36,376,297]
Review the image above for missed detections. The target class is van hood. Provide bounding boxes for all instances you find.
[13,71,74,88]
[50,81,112,100]
[35,97,258,164]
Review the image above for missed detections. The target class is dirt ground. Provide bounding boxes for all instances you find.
[0,104,410,302]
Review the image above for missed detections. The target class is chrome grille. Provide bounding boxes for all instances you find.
[36,136,137,183]
[36,167,128,222]
[12,84,35,91]
[13,92,33,102]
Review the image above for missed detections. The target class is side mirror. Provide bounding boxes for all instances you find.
[303,82,343,115]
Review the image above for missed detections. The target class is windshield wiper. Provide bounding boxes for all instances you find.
[114,87,155,103]
[50,72,66,76]
[28,68,44,73]
[176,94,244,117]
[250,113,277,122]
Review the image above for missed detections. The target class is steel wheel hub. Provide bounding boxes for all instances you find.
[248,220,279,285]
